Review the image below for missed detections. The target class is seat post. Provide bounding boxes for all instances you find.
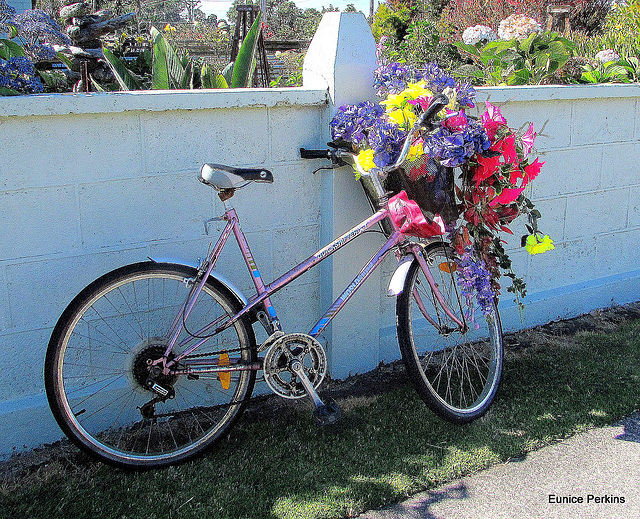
[217,188,236,203]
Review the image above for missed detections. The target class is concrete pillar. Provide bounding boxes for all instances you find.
[303,13,385,378]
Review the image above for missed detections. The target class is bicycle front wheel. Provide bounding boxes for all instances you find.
[396,245,503,423]
[45,262,256,469]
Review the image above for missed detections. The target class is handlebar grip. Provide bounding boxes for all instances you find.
[300,148,330,160]
[418,93,450,127]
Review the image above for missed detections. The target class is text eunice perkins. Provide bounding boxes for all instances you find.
[548,494,626,504]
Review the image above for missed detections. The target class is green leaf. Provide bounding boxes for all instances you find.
[214,73,228,89]
[0,85,21,96]
[453,41,481,58]
[604,64,631,82]
[519,32,537,54]
[102,46,141,91]
[89,74,106,92]
[149,26,189,89]
[201,64,228,89]
[0,38,26,59]
[231,12,261,88]
[580,69,600,83]
[150,26,170,89]
[55,51,74,70]
[222,61,234,85]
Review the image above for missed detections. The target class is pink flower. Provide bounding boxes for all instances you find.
[443,109,468,132]
[407,95,433,111]
[489,186,525,207]
[521,123,536,156]
[481,101,507,140]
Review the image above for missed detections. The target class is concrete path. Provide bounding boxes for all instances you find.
[359,414,640,519]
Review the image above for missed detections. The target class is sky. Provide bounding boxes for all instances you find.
[199,0,375,22]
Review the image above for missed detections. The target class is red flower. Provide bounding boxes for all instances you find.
[472,154,500,187]
[491,134,518,165]
[523,157,544,187]
[489,186,525,207]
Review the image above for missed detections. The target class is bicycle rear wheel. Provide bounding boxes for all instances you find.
[45,262,256,469]
[396,245,503,423]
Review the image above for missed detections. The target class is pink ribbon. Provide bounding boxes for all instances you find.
[388,191,446,238]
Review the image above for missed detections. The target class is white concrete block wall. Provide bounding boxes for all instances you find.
[1,13,640,456]
[0,88,329,455]
[470,85,640,331]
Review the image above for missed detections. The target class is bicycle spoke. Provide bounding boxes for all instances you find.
[46,263,256,467]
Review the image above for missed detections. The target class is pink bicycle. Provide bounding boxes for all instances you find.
[45,95,503,469]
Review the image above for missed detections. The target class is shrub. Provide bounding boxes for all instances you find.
[442,0,550,39]
[570,0,640,59]
[570,0,611,35]
[443,0,611,39]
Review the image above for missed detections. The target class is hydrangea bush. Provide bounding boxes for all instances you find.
[330,62,554,313]
[462,25,497,45]
[497,13,542,40]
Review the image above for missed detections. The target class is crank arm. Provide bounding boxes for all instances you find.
[289,359,325,408]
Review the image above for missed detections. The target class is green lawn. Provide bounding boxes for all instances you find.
[2,317,640,519]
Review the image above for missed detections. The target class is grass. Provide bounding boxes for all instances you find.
[2,316,640,519]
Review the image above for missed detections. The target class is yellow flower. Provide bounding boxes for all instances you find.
[380,93,407,111]
[387,107,417,128]
[401,81,433,101]
[355,149,376,172]
[407,142,424,161]
[164,23,176,33]
[525,234,555,255]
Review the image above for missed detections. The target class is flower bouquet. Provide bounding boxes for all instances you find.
[329,61,554,309]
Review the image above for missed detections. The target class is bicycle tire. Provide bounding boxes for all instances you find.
[396,245,503,423]
[45,262,256,469]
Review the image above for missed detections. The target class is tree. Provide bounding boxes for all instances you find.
[226,0,322,40]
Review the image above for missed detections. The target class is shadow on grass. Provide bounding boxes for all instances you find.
[1,318,640,519]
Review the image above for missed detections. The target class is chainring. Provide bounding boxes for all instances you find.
[263,333,327,399]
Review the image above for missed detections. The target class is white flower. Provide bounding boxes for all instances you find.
[497,14,542,40]
[462,25,497,45]
[595,49,621,63]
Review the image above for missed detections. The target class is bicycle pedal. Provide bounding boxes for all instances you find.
[312,399,342,427]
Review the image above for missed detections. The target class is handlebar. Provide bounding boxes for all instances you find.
[299,93,450,205]
[300,93,449,170]
[299,148,331,160]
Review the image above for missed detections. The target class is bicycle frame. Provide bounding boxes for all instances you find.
[162,201,464,375]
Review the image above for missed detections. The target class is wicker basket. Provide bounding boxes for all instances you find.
[359,155,460,237]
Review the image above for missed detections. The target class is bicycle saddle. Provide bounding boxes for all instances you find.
[199,163,274,190]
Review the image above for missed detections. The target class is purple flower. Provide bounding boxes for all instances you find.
[423,118,490,167]
[374,61,415,98]
[0,56,44,94]
[367,121,407,168]
[330,101,384,146]
[11,9,70,63]
[418,62,476,108]
[456,247,495,321]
